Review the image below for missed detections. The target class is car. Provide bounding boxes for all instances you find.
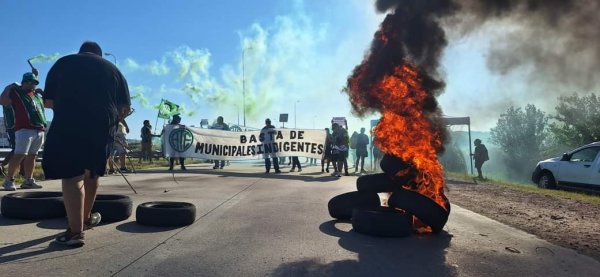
[532,142,600,189]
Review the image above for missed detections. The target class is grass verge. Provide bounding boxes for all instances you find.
[445,171,600,205]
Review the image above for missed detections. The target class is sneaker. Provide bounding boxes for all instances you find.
[336,173,342,177]
[55,229,85,247]
[181,166,187,170]
[108,169,115,175]
[321,168,324,173]
[290,169,295,172]
[21,179,43,189]
[275,170,282,174]
[298,169,302,172]
[3,179,16,191]
[213,166,219,169]
[326,168,329,173]
[119,167,130,173]
[84,212,102,230]
[345,172,349,176]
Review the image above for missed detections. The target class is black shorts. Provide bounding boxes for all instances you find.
[43,123,115,179]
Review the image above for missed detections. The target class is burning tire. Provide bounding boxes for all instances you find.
[328,191,381,220]
[356,173,399,192]
[136,201,196,227]
[388,189,450,233]
[92,194,133,222]
[1,192,66,220]
[352,207,412,237]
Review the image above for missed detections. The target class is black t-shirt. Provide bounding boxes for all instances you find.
[44,52,130,128]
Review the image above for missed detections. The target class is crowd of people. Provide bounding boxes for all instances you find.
[1,41,492,250]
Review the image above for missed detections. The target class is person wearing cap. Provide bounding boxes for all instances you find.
[210,116,229,169]
[164,114,186,170]
[262,118,281,174]
[43,41,131,247]
[0,70,47,191]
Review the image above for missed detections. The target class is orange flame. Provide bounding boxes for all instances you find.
[362,65,447,210]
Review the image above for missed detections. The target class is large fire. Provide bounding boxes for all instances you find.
[349,64,448,210]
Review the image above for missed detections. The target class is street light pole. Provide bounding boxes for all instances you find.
[294,100,300,128]
[242,46,253,128]
[104,52,117,65]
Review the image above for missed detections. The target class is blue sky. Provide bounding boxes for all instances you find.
[1,0,578,140]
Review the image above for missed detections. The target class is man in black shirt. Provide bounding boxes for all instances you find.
[43,41,131,247]
[262,118,280,174]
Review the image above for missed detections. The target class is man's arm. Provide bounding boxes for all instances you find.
[43,60,59,109]
[0,85,15,106]
[115,70,131,119]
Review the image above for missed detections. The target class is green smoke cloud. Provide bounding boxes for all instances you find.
[29,53,61,63]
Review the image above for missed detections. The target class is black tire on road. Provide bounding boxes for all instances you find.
[352,207,413,237]
[388,189,450,234]
[1,192,66,220]
[328,191,381,220]
[356,173,399,193]
[92,194,133,222]
[538,172,557,189]
[136,201,196,227]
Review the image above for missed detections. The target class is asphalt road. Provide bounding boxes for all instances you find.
[1,163,598,276]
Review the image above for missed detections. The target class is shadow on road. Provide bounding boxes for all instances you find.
[115,221,181,233]
[141,167,346,183]
[270,220,457,276]
[0,233,69,264]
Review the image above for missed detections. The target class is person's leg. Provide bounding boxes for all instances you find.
[273,157,280,172]
[82,170,99,222]
[62,174,86,233]
[476,165,483,178]
[180,158,186,170]
[360,156,365,171]
[23,154,36,179]
[298,158,302,171]
[119,153,126,169]
[214,160,219,169]
[169,158,175,170]
[265,158,271,173]
[321,158,325,172]
[220,160,225,168]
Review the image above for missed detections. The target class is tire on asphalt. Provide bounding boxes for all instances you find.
[328,191,381,220]
[388,189,450,234]
[356,173,399,192]
[537,172,557,189]
[136,201,196,227]
[92,194,133,222]
[352,207,412,237]
[1,191,66,220]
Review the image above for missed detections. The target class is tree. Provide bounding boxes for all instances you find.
[549,93,600,148]
[490,104,549,180]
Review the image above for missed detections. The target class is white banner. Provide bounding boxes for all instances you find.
[163,125,327,160]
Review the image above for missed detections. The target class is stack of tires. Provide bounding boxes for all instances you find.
[328,154,451,237]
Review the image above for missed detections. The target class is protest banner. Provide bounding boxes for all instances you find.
[163,126,327,160]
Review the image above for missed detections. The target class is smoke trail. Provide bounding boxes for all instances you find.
[130,86,152,109]
[29,53,61,63]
